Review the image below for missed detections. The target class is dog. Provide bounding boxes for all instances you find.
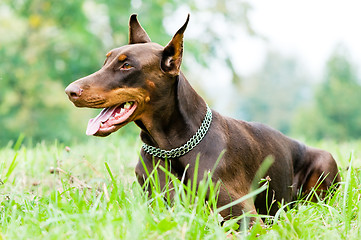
[65,14,340,225]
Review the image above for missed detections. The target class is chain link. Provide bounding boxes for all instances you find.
[142,105,212,159]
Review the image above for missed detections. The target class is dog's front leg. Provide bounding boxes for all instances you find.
[135,156,178,201]
[217,189,264,228]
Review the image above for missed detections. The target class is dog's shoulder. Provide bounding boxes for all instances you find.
[215,112,280,138]
[217,112,301,146]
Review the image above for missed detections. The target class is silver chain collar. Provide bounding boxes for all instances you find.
[142,105,212,159]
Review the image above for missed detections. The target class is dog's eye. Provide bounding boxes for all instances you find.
[120,63,132,70]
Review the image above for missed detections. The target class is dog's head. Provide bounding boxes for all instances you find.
[65,14,189,136]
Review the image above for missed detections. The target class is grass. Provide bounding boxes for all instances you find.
[0,128,360,239]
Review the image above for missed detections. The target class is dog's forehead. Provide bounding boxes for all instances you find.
[108,43,163,62]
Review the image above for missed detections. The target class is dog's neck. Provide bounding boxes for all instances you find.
[136,72,207,151]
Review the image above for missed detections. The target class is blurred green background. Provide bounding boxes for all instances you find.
[1,0,360,147]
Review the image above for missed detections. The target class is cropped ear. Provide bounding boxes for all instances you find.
[161,14,190,76]
[129,14,151,44]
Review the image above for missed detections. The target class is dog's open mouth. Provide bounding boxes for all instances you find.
[86,101,137,136]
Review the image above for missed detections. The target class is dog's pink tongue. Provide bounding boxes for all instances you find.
[86,106,118,135]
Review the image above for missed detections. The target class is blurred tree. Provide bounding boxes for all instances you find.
[292,45,361,140]
[0,0,104,145]
[238,50,311,133]
[0,0,253,146]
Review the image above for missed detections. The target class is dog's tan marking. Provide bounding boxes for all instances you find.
[104,87,148,108]
[118,54,127,62]
[106,51,112,57]
[146,79,155,89]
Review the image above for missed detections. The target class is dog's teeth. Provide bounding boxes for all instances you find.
[115,113,121,118]
[120,108,125,113]
[100,122,103,127]
[124,102,132,109]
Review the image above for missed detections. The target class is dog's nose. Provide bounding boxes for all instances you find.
[65,83,83,100]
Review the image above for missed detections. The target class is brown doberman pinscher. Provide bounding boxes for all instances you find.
[65,14,340,224]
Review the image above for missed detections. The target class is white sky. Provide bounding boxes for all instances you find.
[174,0,361,114]
[236,0,361,78]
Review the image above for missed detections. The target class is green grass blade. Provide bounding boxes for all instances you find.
[215,183,268,214]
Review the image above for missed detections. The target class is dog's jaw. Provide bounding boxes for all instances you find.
[86,101,138,136]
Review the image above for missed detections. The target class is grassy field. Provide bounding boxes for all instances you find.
[0,127,360,239]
